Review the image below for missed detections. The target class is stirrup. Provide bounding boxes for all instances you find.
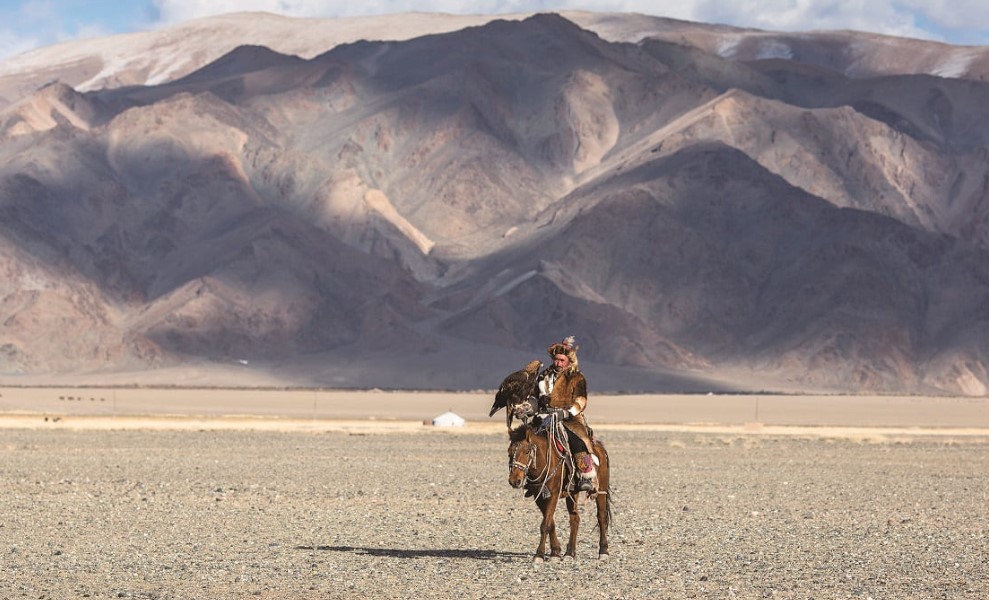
[575,475,595,492]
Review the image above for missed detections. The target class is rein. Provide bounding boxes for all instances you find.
[511,420,569,498]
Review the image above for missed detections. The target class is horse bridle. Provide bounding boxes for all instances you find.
[509,440,534,474]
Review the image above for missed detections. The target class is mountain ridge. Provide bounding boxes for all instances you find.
[2,12,989,394]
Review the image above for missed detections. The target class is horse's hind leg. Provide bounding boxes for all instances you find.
[594,443,611,558]
[594,492,610,558]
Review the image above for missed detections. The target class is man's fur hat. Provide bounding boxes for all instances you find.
[547,335,579,372]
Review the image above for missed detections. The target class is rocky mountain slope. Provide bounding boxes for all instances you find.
[3,12,989,394]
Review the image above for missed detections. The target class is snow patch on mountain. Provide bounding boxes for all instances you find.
[364,189,435,255]
[931,48,978,79]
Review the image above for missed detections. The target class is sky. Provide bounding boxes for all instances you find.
[1,0,987,61]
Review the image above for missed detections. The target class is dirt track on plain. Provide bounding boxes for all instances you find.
[3,424,988,599]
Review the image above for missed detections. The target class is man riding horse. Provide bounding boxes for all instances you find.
[498,335,611,559]
[535,336,598,493]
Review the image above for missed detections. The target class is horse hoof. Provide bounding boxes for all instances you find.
[533,556,544,564]
[598,553,610,561]
[548,555,562,563]
[562,555,574,562]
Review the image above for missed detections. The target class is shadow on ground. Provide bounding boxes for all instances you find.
[296,545,529,560]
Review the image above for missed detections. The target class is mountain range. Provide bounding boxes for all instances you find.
[3,11,989,395]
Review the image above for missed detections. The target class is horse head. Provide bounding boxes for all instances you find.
[507,426,536,489]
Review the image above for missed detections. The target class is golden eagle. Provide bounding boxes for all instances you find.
[489,359,542,429]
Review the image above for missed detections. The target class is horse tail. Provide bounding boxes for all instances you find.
[592,439,613,532]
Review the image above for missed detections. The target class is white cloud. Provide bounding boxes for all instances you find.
[149,0,964,42]
[689,0,932,39]
[64,23,114,43]
[0,1,51,59]
[893,0,989,44]
[0,0,122,59]
[0,0,985,60]
[0,29,40,59]
[152,0,698,23]
[897,0,989,30]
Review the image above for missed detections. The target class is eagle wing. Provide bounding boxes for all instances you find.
[489,360,542,427]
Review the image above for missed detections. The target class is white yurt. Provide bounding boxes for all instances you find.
[431,411,466,427]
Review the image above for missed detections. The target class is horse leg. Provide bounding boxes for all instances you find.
[545,489,563,559]
[594,491,610,558]
[594,443,611,558]
[535,493,564,560]
[534,495,551,560]
[564,493,580,558]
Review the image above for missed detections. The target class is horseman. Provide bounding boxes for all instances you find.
[536,335,598,493]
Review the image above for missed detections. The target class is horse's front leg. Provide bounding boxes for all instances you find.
[564,493,580,558]
[534,493,562,560]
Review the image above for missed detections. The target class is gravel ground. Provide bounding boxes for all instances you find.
[2,427,988,599]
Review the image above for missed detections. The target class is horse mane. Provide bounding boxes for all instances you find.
[508,425,531,443]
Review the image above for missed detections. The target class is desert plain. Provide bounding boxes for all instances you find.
[2,387,988,599]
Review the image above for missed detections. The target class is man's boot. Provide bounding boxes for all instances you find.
[574,453,597,492]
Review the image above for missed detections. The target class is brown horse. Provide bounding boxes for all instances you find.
[507,420,612,560]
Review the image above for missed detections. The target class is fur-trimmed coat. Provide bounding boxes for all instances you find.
[537,367,593,454]
[537,367,588,420]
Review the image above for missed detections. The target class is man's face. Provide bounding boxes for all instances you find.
[553,354,570,371]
